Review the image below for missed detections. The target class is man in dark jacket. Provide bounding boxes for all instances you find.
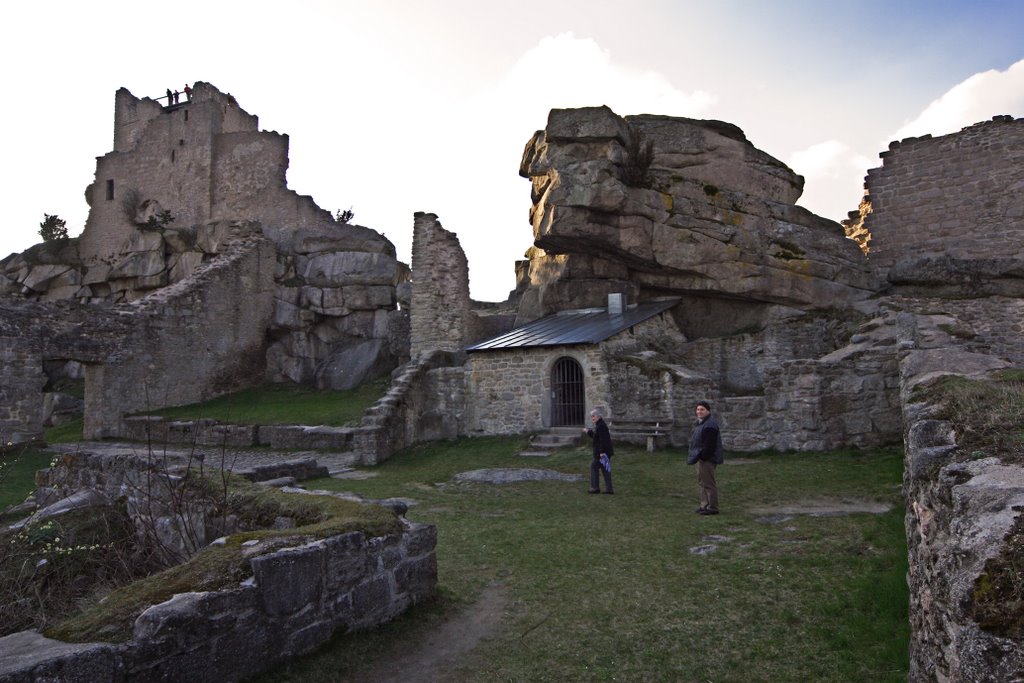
[583,408,614,494]
[688,401,723,514]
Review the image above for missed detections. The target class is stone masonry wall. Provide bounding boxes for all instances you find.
[409,212,473,357]
[352,351,467,465]
[1,451,436,683]
[465,345,610,434]
[84,225,276,439]
[0,326,43,443]
[895,307,1024,682]
[863,116,1024,274]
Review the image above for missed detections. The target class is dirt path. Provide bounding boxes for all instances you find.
[353,583,509,683]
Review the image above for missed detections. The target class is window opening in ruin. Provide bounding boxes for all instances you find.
[171,150,175,162]
[184,110,188,121]
[105,179,114,201]
[551,357,585,426]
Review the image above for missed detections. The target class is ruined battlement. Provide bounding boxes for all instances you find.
[863,115,1024,280]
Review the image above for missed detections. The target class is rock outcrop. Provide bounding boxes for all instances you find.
[517,106,876,321]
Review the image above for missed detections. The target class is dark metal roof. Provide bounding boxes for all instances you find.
[465,298,680,352]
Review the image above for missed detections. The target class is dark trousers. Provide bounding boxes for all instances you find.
[590,457,613,492]
[697,460,718,511]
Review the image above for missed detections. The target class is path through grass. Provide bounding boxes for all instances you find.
[254,438,909,682]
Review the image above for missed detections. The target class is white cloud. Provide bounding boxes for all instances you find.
[888,58,1024,143]
[789,140,850,179]
[437,32,718,300]
[788,140,873,223]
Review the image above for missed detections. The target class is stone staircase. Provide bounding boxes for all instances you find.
[518,426,583,457]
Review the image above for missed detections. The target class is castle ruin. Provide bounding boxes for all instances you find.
[2,85,1023,681]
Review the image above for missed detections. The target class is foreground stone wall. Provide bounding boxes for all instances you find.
[0,525,436,683]
[0,452,437,683]
[896,305,1024,682]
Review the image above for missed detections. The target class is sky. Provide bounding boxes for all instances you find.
[3,1,1024,301]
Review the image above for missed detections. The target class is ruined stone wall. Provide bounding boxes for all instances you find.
[465,345,610,434]
[760,347,902,452]
[3,450,437,683]
[409,212,473,357]
[84,227,276,439]
[351,351,467,465]
[0,317,43,443]
[864,116,1024,274]
[895,309,1024,682]
[84,84,258,264]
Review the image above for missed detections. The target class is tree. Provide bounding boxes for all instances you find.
[38,214,68,242]
[335,207,355,224]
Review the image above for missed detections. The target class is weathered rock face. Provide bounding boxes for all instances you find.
[517,106,876,321]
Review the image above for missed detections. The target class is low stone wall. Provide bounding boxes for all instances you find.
[897,310,1024,681]
[2,452,437,683]
[0,522,436,683]
[120,416,357,451]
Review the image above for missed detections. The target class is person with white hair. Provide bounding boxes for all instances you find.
[583,408,614,494]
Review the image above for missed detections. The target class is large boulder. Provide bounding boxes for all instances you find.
[517,106,877,317]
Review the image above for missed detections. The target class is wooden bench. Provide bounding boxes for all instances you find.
[610,419,673,452]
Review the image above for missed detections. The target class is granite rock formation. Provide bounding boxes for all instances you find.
[516,106,877,322]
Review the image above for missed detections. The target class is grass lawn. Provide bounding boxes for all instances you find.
[134,380,389,427]
[252,437,910,682]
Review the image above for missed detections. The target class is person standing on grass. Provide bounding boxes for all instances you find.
[583,408,614,494]
[688,400,723,514]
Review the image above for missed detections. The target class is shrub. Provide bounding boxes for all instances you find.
[38,214,68,242]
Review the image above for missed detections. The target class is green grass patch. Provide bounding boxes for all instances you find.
[135,380,389,427]
[253,440,910,682]
[45,419,84,444]
[930,369,1024,464]
[0,448,53,514]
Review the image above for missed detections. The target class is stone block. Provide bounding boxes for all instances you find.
[350,575,392,625]
[0,631,122,683]
[251,544,324,616]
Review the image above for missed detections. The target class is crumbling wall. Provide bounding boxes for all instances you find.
[896,307,1024,682]
[409,212,474,357]
[0,311,44,443]
[351,351,467,464]
[84,224,275,439]
[863,116,1024,281]
[1,451,437,683]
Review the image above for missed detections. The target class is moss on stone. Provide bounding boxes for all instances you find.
[971,513,1024,639]
[44,476,401,644]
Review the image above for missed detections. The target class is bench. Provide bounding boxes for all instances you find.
[610,419,673,452]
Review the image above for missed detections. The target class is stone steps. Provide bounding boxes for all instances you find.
[517,427,582,457]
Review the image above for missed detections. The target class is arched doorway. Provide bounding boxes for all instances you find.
[551,356,585,426]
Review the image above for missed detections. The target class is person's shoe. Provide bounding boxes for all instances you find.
[695,507,707,513]
[588,489,600,494]
[698,508,719,515]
